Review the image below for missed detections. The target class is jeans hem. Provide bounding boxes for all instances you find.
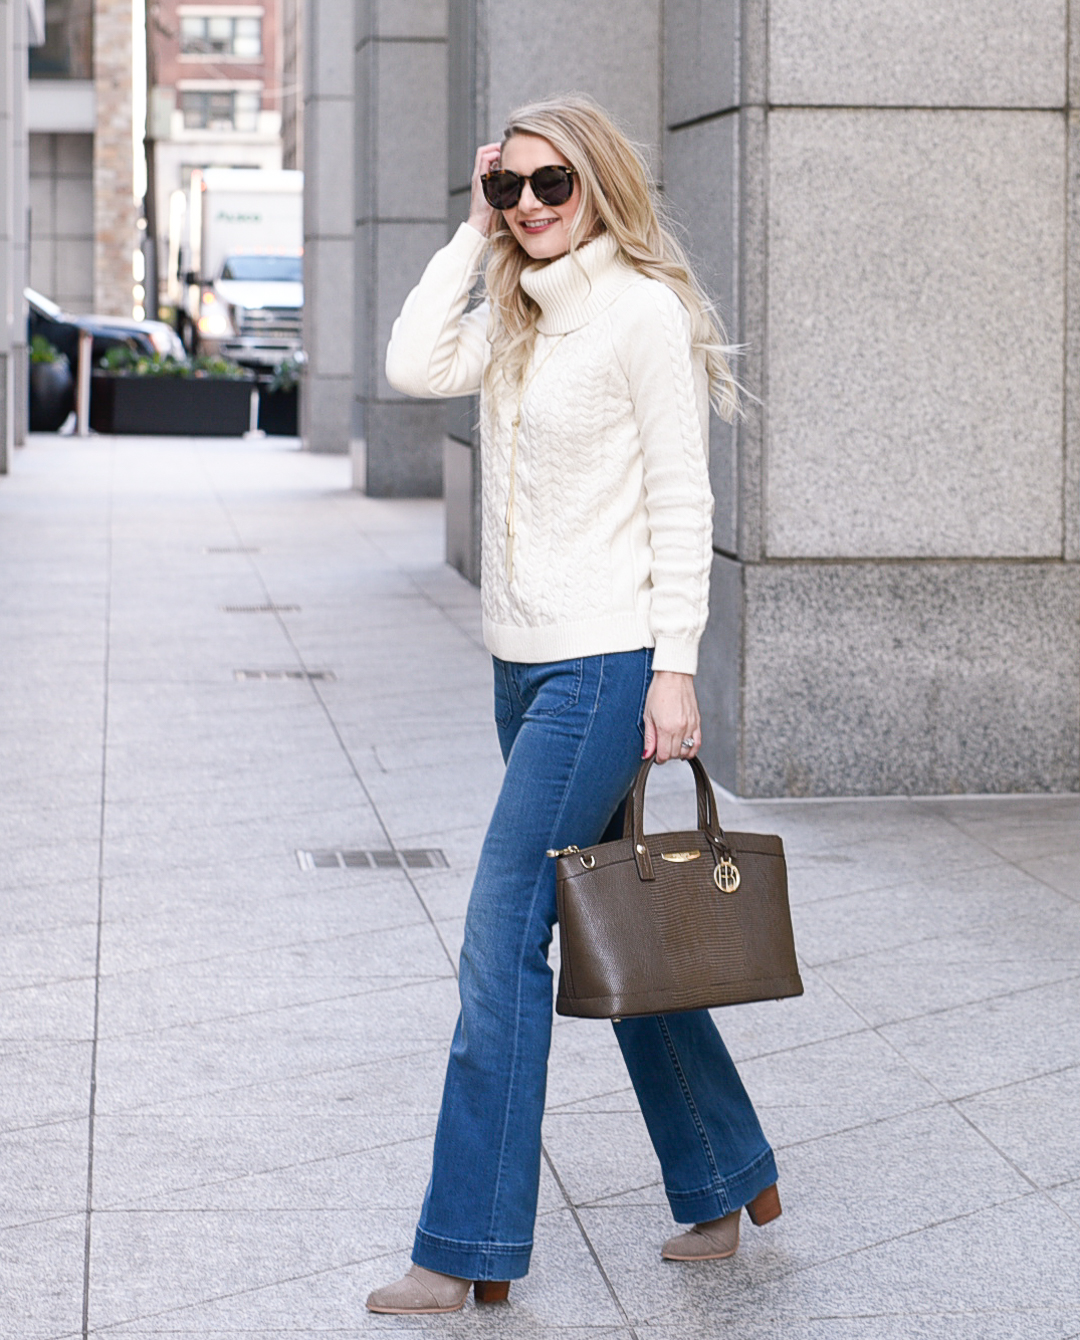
[665,1146,778,1224]
[412,1227,533,1281]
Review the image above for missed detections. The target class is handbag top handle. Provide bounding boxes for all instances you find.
[621,757,733,882]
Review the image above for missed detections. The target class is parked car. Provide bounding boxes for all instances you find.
[26,288,186,371]
[26,289,187,431]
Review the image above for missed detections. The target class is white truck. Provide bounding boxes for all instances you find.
[184,168,304,368]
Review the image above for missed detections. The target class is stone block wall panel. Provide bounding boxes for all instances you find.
[482,0,661,154]
[305,236,354,378]
[663,0,737,127]
[696,552,745,793]
[443,436,481,580]
[366,0,446,38]
[736,561,1080,796]
[375,43,448,219]
[304,96,355,238]
[1065,11,1080,562]
[302,0,356,453]
[769,0,1067,109]
[352,0,449,489]
[663,111,739,554]
[364,399,444,496]
[372,220,451,399]
[766,109,1066,560]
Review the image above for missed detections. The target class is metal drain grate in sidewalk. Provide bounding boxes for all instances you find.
[235,669,336,682]
[296,848,448,872]
[204,546,261,554]
[221,604,300,614]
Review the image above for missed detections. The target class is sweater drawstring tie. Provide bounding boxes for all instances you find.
[505,335,565,584]
[505,414,521,584]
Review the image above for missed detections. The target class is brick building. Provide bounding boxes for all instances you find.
[149,0,284,310]
[28,0,141,318]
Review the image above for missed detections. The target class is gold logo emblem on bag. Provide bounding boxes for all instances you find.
[661,850,700,863]
[714,859,741,893]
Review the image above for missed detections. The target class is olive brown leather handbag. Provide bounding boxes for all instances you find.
[550,757,803,1019]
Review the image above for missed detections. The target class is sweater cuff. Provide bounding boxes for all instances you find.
[651,637,699,676]
[450,221,489,267]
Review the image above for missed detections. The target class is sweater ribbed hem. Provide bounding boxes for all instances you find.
[483,612,653,666]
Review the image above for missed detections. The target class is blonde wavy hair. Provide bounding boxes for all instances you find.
[483,95,738,421]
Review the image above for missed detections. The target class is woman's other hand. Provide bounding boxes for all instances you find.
[642,670,701,763]
[467,142,502,237]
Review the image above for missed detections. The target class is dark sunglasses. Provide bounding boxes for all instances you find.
[480,164,577,211]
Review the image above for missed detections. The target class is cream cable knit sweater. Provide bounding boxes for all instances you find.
[385,224,714,675]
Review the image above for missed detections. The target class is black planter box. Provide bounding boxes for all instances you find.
[90,374,254,436]
[257,385,299,436]
[30,360,75,431]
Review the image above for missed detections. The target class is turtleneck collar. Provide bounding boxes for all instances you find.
[519,232,638,335]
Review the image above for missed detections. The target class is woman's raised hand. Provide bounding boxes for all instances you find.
[642,671,701,764]
[467,142,503,237]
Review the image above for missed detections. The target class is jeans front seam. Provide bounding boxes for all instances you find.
[482,654,607,1267]
[656,1014,723,1193]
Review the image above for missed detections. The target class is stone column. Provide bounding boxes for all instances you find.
[0,0,11,472]
[93,0,138,314]
[10,0,26,445]
[301,0,353,453]
[443,0,662,570]
[352,0,448,495]
[0,0,27,470]
[674,0,1080,795]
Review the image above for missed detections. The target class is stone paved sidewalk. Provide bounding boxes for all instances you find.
[3,433,1080,1340]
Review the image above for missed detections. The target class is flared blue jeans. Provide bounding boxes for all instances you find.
[412,650,777,1281]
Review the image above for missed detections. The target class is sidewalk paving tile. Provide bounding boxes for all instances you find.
[3,434,1079,1338]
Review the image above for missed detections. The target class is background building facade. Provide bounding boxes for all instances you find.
[148,0,285,309]
[28,0,93,311]
[28,0,136,316]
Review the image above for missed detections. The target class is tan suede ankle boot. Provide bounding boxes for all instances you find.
[661,1184,782,1262]
[365,1264,510,1314]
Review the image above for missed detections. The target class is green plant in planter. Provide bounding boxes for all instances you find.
[98,346,253,380]
[30,334,67,365]
[190,354,252,380]
[98,347,186,377]
[267,353,304,394]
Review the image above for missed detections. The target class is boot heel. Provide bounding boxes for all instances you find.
[473,1280,510,1304]
[746,1184,781,1227]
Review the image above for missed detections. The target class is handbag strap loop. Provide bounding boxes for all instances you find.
[622,757,731,881]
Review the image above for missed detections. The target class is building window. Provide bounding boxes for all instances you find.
[180,15,262,57]
[179,89,261,132]
[30,0,94,79]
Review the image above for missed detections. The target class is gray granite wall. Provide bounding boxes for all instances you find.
[673,0,1080,796]
[351,0,447,496]
[9,0,25,446]
[363,0,1080,794]
[0,0,26,472]
[301,0,355,454]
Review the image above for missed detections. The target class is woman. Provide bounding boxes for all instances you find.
[367,96,779,1316]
